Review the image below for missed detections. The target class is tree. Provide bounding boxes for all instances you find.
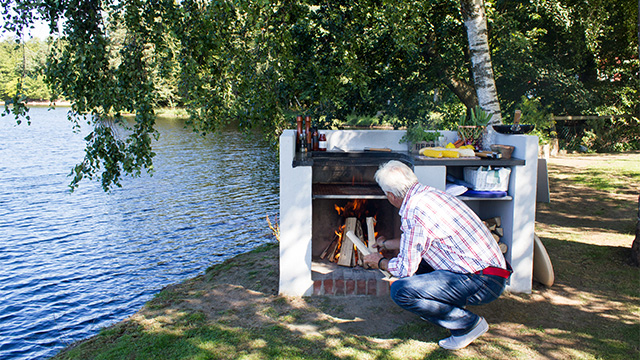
[2,0,636,191]
[490,0,639,119]
[0,38,51,103]
[460,0,502,124]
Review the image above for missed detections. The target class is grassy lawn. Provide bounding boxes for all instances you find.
[52,152,640,360]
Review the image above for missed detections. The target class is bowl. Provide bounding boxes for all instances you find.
[492,124,535,134]
[490,144,514,159]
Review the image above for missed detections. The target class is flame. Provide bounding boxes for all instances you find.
[334,199,369,218]
[333,225,346,261]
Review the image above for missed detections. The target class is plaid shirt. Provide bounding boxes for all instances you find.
[387,183,506,278]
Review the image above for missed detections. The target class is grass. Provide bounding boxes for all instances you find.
[52,152,640,360]
[571,156,640,193]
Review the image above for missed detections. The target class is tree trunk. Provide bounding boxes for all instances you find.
[431,56,479,109]
[632,194,640,266]
[424,33,479,109]
[460,0,502,125]
[439,74,479,110]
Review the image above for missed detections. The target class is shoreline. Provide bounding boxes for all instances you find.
[1,100,72,107]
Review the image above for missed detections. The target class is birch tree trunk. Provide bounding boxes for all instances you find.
[460,0,502,125]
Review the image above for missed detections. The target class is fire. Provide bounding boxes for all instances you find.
[325,199,379,266]
[334,199,372,218]
[333,224,345,260]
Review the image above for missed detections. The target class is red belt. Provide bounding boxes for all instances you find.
[475,266,512,279]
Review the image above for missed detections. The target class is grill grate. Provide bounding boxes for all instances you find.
[312,183,386,199]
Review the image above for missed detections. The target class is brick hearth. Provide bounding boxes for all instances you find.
[311,261,391,296]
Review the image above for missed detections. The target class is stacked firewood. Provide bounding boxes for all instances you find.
[483,217,508,254]
[320,217,376,267]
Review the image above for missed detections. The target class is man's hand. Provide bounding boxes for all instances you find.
[374,236,387,250]
[363,253,384,269]
[375,236,400,251]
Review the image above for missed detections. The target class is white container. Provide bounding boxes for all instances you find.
[463,166,511,191]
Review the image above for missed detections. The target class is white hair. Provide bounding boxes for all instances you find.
[374,160,418,199]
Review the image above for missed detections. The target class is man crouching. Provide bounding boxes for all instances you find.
[363,160,511,350]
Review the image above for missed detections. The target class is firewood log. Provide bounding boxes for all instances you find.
[493,227,504,237]
[366,217,377,253]
[346,231,392,277]
[337,218,357,266]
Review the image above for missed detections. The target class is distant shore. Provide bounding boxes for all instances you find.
[1,102,191,119]
[0,100,72,107]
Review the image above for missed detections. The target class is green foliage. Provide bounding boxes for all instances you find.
[458,105,492,126]
[581,116,640,152]
[399,123,441,144]
[0,38,52,118]
[515,96,555,143]
[491,0,639,118]
[1,0,637,190]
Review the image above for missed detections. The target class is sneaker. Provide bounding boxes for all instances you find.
[438,317,489,350]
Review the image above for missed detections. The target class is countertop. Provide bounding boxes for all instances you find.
[293,150,526,167]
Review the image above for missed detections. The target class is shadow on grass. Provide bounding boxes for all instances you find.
[536,163,637,235]
[477,234,639,359]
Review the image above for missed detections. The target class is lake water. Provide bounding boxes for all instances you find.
[0,107,279,359]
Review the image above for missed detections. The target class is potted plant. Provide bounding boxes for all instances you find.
[400,123,442,154]
[458,106,492,148]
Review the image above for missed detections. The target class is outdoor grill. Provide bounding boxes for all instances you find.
[279,129,540,297]
[308,151,405,295]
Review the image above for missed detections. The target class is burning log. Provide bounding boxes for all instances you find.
[337,218,358,266]
[326,200,382,267]
[345,230,371,256]
[325,216,375,267]
[320,233,339,260]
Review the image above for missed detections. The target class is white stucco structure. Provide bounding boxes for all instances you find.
[279,129,538,296]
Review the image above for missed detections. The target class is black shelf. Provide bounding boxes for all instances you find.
[294,150,525,168]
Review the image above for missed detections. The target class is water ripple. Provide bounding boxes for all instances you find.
[0,109,279,360]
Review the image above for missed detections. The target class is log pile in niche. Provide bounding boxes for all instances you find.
[483,216,508,254]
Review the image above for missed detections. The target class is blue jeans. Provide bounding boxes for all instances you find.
[390,269,507,336]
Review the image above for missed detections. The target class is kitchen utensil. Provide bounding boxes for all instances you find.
[490,144,514,159]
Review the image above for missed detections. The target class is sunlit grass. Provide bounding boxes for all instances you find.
[571,154,640,193]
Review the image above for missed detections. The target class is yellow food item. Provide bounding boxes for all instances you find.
[419,148,443,158]
[445,143,456,149]
[462,145,475,150]
[441,150,460,158]
[457,148,476,157]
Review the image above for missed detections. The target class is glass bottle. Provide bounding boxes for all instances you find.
[318,132,327,151]
[296,115,303,152]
